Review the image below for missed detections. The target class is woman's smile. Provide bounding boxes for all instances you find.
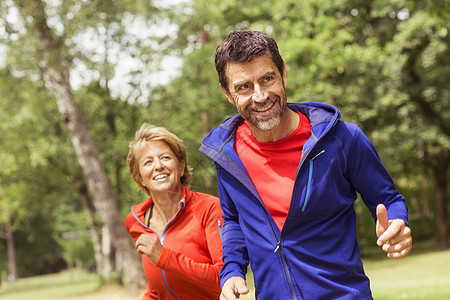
[138,140,184,195]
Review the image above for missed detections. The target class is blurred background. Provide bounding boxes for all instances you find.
[0,0,449,299]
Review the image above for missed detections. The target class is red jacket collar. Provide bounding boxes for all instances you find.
[131,185,190,219]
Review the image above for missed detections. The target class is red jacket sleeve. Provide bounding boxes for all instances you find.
[156,198,223,292]
[142,283,158,300]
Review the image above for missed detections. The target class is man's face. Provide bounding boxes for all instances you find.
[222,56,287,132]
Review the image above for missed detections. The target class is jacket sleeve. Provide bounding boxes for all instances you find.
[142,283,158,300]
[215,163,250,287]
[345,124,409,225]
[155,197,223,293]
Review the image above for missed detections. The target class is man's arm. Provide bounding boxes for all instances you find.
[215,164,250,288]
[344,124,412,257]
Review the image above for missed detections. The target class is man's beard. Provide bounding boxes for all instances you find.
[238,93,286,132]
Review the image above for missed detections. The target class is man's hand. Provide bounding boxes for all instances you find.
[376,204,412,258]
[220,276,249,300]
[135,234,162,264]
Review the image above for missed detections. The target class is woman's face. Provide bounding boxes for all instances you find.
[137,140,184,196]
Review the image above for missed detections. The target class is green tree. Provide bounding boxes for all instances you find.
[0,0,176,291]
[0,67,71,278]
[10,0,148,292]
[159,0,449,248]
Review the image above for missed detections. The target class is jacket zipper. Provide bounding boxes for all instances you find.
[273,150,326,299]
[221,149,299,299]
[302,150,326,212]
[159,204,185,300]
[131,201,185,300]
[254,197,297,300]
[213,106,339,300]
[274,240,297,300]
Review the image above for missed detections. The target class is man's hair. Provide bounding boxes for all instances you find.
[215,30,285,93]
[127,123,193,195]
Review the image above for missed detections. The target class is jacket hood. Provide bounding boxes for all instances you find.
[201,101,340,154]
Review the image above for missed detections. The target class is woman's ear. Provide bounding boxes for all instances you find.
[137,174,144,185]
[180,161,185,177]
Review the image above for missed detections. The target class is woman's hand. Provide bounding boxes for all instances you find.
[135,234,163,264]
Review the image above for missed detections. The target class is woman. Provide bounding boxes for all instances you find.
[125,123,223,300]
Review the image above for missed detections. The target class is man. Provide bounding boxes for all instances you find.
[200,30,412,300]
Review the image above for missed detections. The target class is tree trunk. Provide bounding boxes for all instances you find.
[420,162,433,227]
[20,0,146,294]
[47,43,145,296]
[5,220,18,282]
[201,110,214,188]
[407,172,432,232]
[101,225,113,278]
[76,176,113,281]
[435,151,449,249]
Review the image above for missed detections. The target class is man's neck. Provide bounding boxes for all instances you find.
[249,108,299,142]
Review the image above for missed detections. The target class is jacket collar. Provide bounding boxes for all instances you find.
[203,102,340,152]
[130,185,189,221]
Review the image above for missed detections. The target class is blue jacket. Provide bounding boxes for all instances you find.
[200,102,408,300]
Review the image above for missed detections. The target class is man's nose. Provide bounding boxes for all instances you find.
[252,84,268,102]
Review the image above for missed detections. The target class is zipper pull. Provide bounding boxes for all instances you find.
[311,150,325,161]
[274,241,281,253]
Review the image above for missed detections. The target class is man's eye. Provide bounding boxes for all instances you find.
[239,84,250,90]
[261,76,277,87]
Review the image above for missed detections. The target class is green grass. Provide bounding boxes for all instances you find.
[1,247,449,299]
[0,270,101,300]
[365,249,450,300]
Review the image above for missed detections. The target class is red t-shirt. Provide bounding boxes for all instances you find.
[234,112,311,231]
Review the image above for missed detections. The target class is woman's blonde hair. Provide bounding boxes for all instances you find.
[127,123,193,195]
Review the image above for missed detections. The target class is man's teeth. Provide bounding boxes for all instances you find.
[254,102,274,112]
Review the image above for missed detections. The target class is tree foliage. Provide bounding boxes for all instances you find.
[0,0,448,285]
[157,0,450,246]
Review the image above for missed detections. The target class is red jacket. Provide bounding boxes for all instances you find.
[125,186,223,300]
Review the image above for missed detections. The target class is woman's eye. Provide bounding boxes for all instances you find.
[144,160,152,166]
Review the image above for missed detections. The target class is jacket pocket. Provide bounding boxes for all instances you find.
[302,150,325,212]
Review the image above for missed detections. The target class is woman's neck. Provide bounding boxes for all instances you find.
[150,185,183,224]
